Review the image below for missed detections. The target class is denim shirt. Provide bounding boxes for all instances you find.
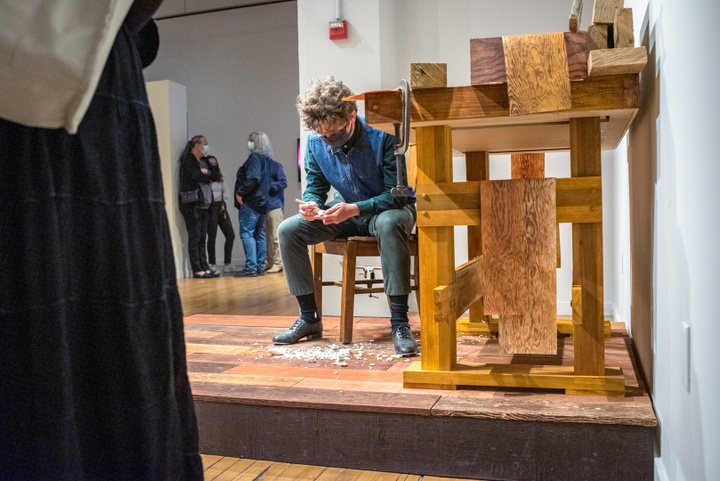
[303,118,415,218]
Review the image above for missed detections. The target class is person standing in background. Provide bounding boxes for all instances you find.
[233,131,273,278]
[206,155,236,274]
[179,135,216,278]
[264,157,287,273]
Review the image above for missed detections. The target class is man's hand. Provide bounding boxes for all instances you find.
[319,202,359,225]
[236,194,243,205]
[295,199,321,221]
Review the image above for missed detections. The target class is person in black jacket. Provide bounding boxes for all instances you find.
[179,135,218,278]
[234,131,273,278]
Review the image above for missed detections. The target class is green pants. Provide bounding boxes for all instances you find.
[278,205,416,297]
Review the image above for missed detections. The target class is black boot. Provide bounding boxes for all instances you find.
[392,324,418,356]
[272,319,323,345]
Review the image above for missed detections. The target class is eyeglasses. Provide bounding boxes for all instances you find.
[314,120,348,138]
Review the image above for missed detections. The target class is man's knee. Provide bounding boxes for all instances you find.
[278,215,300,244]
[374,214,407,239]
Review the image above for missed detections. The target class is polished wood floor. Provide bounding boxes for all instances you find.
[202,454,485,480]
[177,270,297,317]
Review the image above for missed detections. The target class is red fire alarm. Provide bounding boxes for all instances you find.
[329,20,348,40]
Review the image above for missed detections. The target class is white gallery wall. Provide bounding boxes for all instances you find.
[616,1,720,480]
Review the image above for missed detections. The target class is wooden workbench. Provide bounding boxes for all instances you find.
[363,73,640,395]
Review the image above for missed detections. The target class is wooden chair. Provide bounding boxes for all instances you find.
[311,234,419,344]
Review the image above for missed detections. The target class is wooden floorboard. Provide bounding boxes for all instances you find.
[201,454,487,480]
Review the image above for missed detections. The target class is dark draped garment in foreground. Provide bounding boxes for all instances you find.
[0,25,203,481]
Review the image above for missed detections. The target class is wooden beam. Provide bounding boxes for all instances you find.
[614,8,635,48]
[588,46,647,77]
[570,117,605,376]
[415,176,602,226]
[416,126,456,373]
[592,0,624,24]
[365,74,640,126]
[465,151,490,328]
[587,24,609,51]
[410,63,448,89]
[503,32,571,115]
[569,0,584,32]
[403,362,625,396]
[556,176,603,223]
[434,257,483,322]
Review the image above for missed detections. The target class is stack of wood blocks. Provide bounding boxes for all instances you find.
[586,0,647,76]
[463,0,646,116]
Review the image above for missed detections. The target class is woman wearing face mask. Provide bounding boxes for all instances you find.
[233,132,273,277]
[272,77,418,357]
[179,135,217,278]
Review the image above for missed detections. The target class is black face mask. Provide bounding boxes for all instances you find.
[321,122,352,148]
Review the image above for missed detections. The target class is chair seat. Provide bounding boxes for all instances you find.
[311,235,418,344]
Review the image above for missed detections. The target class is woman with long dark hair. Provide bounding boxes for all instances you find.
[178,135,217,278]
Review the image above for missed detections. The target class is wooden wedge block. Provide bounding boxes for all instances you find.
[592,0,624,24]
[481,179,557,354]
[410,63,448,89]
[471,32,587,85]
[503,32,571,115]
[569,0,583,32]
[614,8,635,48]
[587,24,609,50]
[588,46,647,76]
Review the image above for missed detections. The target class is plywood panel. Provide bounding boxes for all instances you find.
[507,180,557,355]
[481,178,557,354]
[503,33,572,116]
[481,180,527,315]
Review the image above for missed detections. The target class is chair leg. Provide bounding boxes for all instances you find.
[339,241,357,344]
[312,245,323,320]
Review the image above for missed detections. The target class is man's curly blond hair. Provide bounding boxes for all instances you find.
[296,76,357,131]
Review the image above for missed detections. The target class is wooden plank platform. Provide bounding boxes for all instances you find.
[186,314,656,481]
